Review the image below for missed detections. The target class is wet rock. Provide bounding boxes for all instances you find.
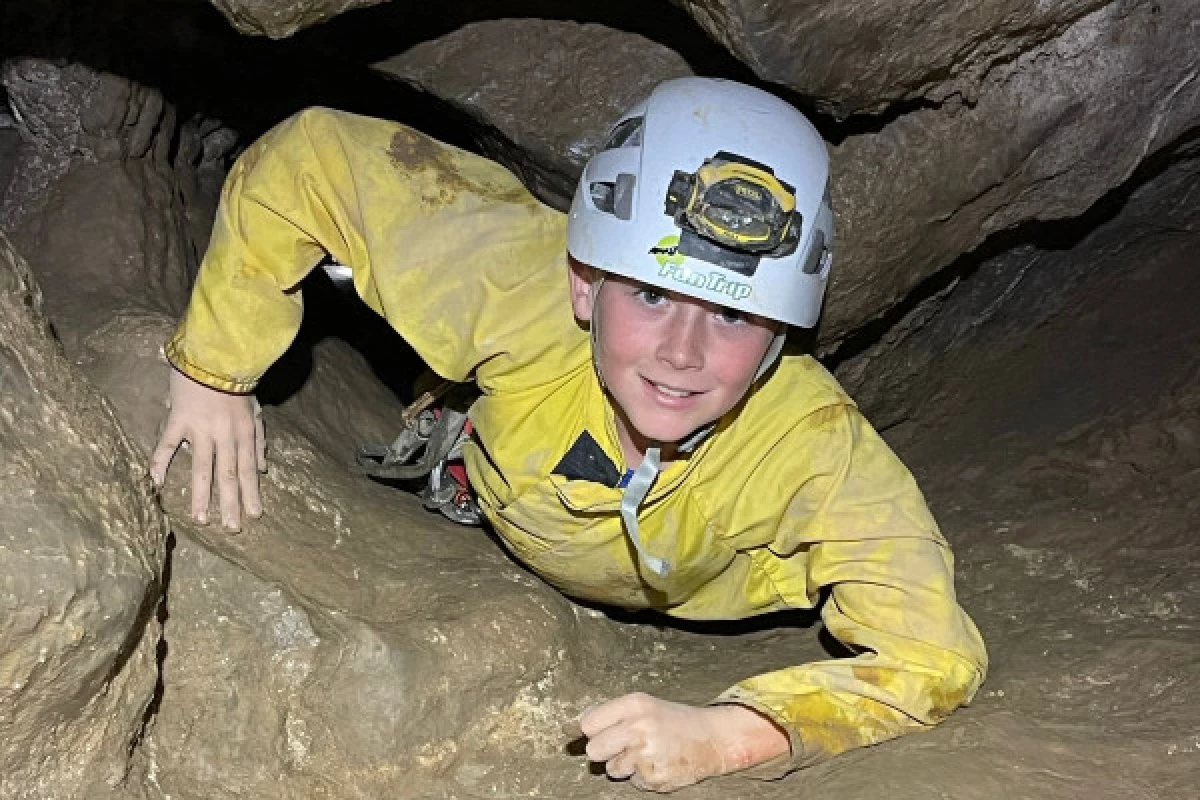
[0,59,235,355]
[0,231,166,799]
[797,710,1192,800]
[0,53,641,796]
[376,19,694,209]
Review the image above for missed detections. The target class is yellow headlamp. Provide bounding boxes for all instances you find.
[665,152,800,256]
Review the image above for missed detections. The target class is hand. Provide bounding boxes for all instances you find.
[150,366,266,531]
[577,693,789,792]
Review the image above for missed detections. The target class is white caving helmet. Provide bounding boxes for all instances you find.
[567,76,834,331]
[566,78,835,581]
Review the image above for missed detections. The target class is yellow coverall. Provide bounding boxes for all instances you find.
[166,108,987,775]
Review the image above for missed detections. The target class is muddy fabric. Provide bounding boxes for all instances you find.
[165,107,986,772]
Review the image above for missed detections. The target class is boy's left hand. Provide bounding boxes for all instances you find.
[576,692,789,792]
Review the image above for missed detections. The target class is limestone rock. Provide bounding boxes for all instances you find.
[823,0,1200,341]
[111,309,643,799]
[836,145,1200,433]
[376,19,694,210]
[671,0,1107,116]
[0,230,166,799]
[207,0,388,38]
[1,59,235,355]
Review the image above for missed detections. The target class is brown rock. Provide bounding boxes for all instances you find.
[208,0,389,38]
[375,19,694,209]
[0,230,166,799]
[113,312,641,798]
[672,0,1107,116]
[1,59,235,355]
[369,5,1200,344]
[824,0,1200,341]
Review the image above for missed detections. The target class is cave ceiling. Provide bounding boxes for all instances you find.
[3,0,1197,343]
[192,0,1200,344]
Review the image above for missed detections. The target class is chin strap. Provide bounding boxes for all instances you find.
[619,445,669,576]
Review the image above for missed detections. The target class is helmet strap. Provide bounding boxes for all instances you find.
[588,275,607,391]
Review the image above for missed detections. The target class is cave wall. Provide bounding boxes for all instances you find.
[1,2,1198,798]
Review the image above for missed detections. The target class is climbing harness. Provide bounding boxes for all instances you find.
[355,379,482,526]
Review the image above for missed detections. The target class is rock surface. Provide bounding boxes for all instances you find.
[672,0,1107,116]
[1,59,236,355]
[64,285,657,799]
[208,0,388,38]
[376,19,694,210]
[836,147,1200,434]
[823,0,1200,342]
[0,231,166,799]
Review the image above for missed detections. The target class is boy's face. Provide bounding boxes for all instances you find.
[568,260,779,463]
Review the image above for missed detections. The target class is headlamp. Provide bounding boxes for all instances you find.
[665,152,800,257]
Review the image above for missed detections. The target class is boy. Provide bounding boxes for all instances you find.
[151,78,987,791]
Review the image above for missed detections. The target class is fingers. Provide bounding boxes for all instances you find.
[585,723,634,764]
[190,434,214,525]
[253,401,267,473]
[575,695,722,792]
[581,692,645,738]
[237,419,263,519]
[605,750,638,781]
[150,415,185,487]
[215,428,241,531]
[157,367,267,531]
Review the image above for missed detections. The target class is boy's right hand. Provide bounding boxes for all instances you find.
[150,366,266,531]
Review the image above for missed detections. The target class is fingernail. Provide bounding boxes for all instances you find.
[194,512,208,525]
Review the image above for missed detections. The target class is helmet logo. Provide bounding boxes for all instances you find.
[650,234,685,267]
[650,234,751,301]
[657,262,751,302]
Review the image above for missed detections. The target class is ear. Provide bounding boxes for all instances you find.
[567,255,599,323]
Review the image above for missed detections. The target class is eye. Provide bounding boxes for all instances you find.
[634,288,667,306]
[715,306,748,325]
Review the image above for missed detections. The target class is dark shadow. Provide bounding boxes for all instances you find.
[256,265,425,408]
[131,529,175,753]
[573,587,830,646]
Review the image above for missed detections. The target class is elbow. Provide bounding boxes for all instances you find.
[926,654,986,722]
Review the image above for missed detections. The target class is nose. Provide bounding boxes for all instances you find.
[657,305,706,371]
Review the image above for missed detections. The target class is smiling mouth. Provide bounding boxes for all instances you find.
[645,378,703,398]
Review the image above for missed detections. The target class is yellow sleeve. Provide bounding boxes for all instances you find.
[714,404,988,776]
[165,107,581,394]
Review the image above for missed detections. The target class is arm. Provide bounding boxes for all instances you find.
[713,403,988,775]
[153,107,572,527]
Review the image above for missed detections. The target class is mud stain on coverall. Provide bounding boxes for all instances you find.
[388,129,530,209]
